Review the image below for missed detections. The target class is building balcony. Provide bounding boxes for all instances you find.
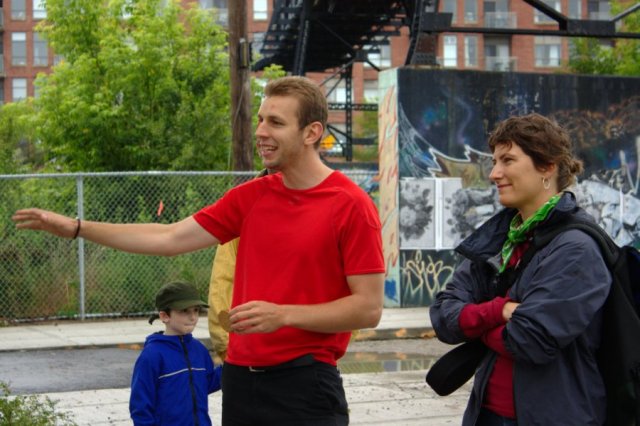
[485,56,517,72]
[484,12,517,29]
[436,57,457,68]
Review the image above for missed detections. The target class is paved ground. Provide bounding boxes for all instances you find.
[0,308,472,425]
[0,307,434,352]
[41,369,472,426]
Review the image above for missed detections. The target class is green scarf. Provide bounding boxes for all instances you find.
[499,193,562,273]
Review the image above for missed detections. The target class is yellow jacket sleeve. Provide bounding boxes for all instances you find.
[208,238,239,361]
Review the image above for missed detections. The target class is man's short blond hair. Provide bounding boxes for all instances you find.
[264,76,328,147]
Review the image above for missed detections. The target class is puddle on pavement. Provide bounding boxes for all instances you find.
[338,352,439,374]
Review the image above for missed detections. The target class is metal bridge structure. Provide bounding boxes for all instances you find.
[253,0,640,160]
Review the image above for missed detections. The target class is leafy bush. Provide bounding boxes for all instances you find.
[0,382,77,426]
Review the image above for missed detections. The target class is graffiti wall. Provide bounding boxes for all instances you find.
[378,67,640,307]
[400,249,458,307]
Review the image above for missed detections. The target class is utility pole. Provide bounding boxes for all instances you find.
[228,0,253,171]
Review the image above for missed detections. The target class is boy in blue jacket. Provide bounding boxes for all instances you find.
[130,281,222,426]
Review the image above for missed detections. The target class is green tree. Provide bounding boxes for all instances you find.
[568,2,640,76]
[0,100,44,174]
[352,99,379,163]
[34,0,232,171]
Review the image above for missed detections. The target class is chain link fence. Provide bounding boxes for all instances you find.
[0,170,378,322]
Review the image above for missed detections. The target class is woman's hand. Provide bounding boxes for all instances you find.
[503,301,520,321]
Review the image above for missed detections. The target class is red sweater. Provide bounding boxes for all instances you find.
[458,242,529,419]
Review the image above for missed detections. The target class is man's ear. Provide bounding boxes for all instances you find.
[303,122,324,147]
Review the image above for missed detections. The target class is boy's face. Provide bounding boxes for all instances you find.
[160,306,202,336]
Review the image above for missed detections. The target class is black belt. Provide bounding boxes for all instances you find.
[237,354,316,373]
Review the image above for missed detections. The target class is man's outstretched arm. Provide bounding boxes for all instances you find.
[12,208,220,256]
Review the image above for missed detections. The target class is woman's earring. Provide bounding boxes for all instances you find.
[542,177,551,190]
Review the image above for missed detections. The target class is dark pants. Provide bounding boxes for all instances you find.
[477,408,518,426]
[221,355,349,426]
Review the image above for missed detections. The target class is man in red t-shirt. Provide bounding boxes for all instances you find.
[13,76,385,425]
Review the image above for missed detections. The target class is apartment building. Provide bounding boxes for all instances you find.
[1,0,53,104]
[435,0,612,72]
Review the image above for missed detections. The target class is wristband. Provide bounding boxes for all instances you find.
[73,217,81,239]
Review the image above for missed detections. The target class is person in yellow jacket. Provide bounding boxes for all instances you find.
[208,170,269,362]
[208,237,238,362]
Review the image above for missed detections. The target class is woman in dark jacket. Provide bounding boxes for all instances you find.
[430,113,611,426]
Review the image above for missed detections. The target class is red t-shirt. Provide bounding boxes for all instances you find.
[193,171,385,366]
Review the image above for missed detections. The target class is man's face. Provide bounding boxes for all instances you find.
[255,95,306,171]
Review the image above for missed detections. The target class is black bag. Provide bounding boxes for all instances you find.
[426,339,487,396]
[531,219,640,426]
[426,260,518,396]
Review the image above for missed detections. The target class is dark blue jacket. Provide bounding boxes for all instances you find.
[130,332,222,426]
[430,192,611,425]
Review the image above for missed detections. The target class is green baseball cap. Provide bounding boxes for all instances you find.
[155,281,209,311]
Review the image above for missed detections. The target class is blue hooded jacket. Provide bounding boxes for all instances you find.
[130,332,222,426]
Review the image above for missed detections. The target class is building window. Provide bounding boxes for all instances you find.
[363,80,379,103]
[252,32,265,58]
[33,33,49,66]
[464,0,478,22]
[484,0,513,27]
[33,0,46,19]
[442,0,457,23]
[464,36,478,67]
[201,0,228,26]
[253,0,268,20]
[535,36,561,67]
[12,0,27,20]
[363,42,391,69]
[12,33,27,66]
[12,78,28,101]
[485,37,512,71]
[587,0,610,20]
[326,79,353,104]
[568,0,582,18]
[443,35,457,67]
[534,0,561,24]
